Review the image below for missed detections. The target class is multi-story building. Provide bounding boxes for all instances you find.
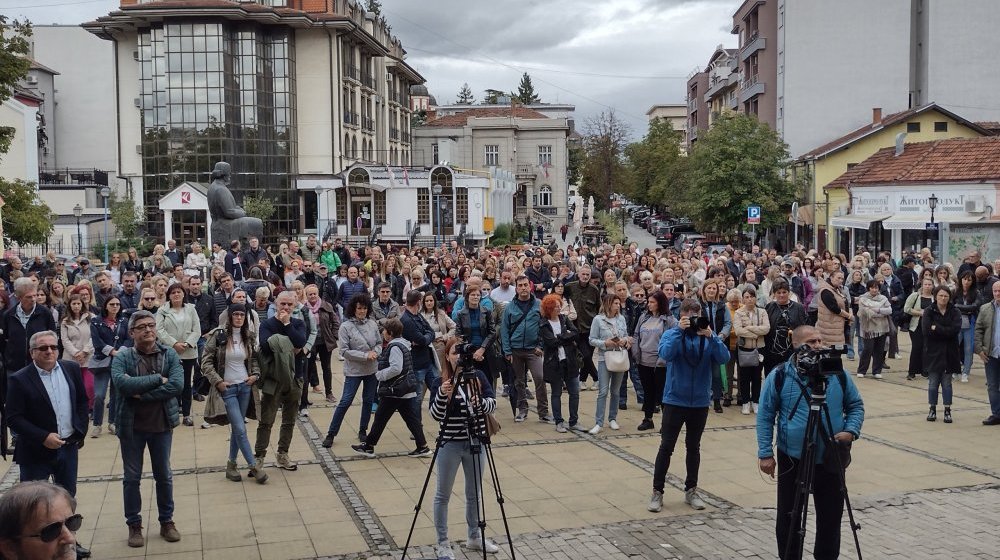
[684,70,709,148]
[645,104,687,150]
[683,46,739,151]
[413,106,570,229]
[0,88,41,184]
[82,0,424,243]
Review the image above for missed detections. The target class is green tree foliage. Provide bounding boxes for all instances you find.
[0,16,32,156]
[411,109,428,127]
[567,144,584,185]
[624,118,686,208]
[243,193,276,222]
[683,113,795,232]
[483,88,505,104]
[109,193,145,240]
[0,178,53,246]
[456,83,475,104]
[514,72,540,104]
[579,110,630,210]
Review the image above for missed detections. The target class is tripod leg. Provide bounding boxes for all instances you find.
[483,443,517,559]
[468,443,488,560]
[783,405,821,560]
[820,404,864,560]
[400,437,444,559]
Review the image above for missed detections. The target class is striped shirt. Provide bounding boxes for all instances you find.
[428,372,497,442]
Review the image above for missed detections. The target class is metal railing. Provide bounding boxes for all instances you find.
[38,168,110,186]
[345,65,360,82]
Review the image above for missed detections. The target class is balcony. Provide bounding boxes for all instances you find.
[38,168,109,186]
[740,30,766,62]
[389,127,400,141]
[361,116,375,132]
[516,164,537,179]
[343,111,359,127]
[401,131,411,144]
[361,73,376,90]
[738,74,765,103]
[345,65,360,83]
[388,89,400,105]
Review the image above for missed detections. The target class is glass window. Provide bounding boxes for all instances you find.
[934,121,948,132]
[538,145,552,166]
[418,188,430,223]
[456,187,468,224]
[538,185,552,206]
[484,144,499,167]
[907,122,921,132]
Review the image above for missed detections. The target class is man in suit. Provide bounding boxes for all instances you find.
[4,330,91,558]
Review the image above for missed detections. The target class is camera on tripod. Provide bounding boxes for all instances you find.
[795,345,847,393]
[453,336,479,382]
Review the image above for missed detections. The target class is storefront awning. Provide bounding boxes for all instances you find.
[882,213,984,230]
[829,213,891,230]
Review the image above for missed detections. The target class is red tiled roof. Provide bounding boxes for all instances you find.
[826,136,1000,189]
[977,121,1000,134]
[424,106,549,127]
[799,103,993,160]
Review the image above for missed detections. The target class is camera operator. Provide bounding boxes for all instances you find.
[756,325,865,560]
[648,298,730,513]
[428,338,499,559]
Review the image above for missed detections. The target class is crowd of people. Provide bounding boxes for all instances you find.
[1,229,998,560]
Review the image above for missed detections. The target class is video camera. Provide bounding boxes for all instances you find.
[686,316,710,334]
[795,344,848,393]
[453,336,478,383]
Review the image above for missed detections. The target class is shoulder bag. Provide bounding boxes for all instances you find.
[603,318,631,373]
[737,309,761,368]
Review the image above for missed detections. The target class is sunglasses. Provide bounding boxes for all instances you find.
[21,514,83,542]
[143,297,156,301]
[133,323,157,331]
[32,345,59,353]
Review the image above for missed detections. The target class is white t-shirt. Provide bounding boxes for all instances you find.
[548,319,566,360]
[490,285,516,303]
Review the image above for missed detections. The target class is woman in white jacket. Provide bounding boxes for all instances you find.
[733,287,770,415]
[156,282,202,426]
[61,292,95,417]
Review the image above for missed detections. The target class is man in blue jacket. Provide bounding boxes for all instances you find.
[756,325,865,560]
[500,275,549,423]
[649,298,730,513]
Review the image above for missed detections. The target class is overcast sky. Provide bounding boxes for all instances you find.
[1,0,738,137]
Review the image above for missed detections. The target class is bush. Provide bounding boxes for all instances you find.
[595,211,626,245]
[90,238,157,261]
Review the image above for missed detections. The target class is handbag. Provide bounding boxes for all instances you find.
[485,413,501,437]
[603,319,631,373]
[193,375,212,397]
[737,347,760,368]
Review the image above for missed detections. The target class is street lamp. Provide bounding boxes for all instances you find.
[100,186,111,265]
[927,193,939,253]
[73,204,83,255]
[432,183,443,247]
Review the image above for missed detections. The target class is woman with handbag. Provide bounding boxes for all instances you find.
[201,304,268,483]
[156,283,202,426]
[88,295,129,437]
[540,294,582,433]
[427,337,499,559]
[588,293,632,434]
[902,278,935,380]
[733,287,770,415]
[421,292,457,371]
[351,318,432,458]
[632,291,677,431]
[954,271,979,383]
[322,293,381,448]
[61,293,95,415]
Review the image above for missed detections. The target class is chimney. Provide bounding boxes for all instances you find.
[872,107,883,125]
[895,132,907,156]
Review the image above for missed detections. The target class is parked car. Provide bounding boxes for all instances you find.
[654,224,673,247]
[675,233,707,251]
[632,210,650,225]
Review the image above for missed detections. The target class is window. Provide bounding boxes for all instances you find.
[907,122,921,132]
[538,145,552,166]
[484,144,499,167]
[432,143,439,165]
[934,121,948,132]
[417,188,430,223]
[374,190,386,225]
[538,185,552,207]
[456,187,468,224]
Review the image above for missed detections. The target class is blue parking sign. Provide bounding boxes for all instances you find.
[748,206,761,224]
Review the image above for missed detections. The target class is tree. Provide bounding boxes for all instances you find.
[579,110,631,210]
[410,109,428,128]
[683,113,797,233]
[109,193,145,241]
[0,178,53,246]
[514,72,540,104]
[0,16,32,157]
[567,144,584,186]
[456,83,475,105]
[243,193,276,222]
[624,118,686,209]
[483,89,506,105]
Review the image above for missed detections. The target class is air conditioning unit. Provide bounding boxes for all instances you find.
[966,198,986,213]
[133,98,141,108]
[26,75,37,85]
[132,50,140,61]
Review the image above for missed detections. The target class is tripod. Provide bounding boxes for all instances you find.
[400,365,516,559]
[783,374,863,560]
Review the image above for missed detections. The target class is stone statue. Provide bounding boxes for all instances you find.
[207,161,263,246]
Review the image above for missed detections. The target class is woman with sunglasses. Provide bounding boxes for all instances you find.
[88,295,129,437]
[156,283,201,426]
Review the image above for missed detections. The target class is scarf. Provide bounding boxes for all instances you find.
[306,298,322,323]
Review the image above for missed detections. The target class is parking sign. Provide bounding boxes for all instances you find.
[748,206,761,224]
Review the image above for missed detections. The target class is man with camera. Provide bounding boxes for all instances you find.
[756,325,865,560]
[649,298,730,513]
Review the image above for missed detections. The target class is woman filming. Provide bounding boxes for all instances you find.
[428,337,499,559]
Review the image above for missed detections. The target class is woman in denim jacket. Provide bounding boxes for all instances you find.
[588,293,632,434]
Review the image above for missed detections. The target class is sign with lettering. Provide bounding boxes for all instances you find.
[747,206,761,224]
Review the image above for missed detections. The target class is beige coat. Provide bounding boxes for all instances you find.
[60,314,95,366]
[155,304,201,360]
[733,306,770,349]
[815,280,847,345]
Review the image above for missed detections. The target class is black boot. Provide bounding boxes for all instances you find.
[927,405,937,422]
[722,396,733,407]
[713,399,723,413]
[943,407,953,424]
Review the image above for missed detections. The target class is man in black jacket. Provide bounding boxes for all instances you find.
[333,238,351,269]
[400,290,437,417]
[240,236,270,271]
[119,271,142,311]
[223,240,244,282]
[763,280,809,377]
[895,256,918,296]
[2,278,59,375]
[525,255,553,298]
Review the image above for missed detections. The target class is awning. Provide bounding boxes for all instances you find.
[882,213,984,230]
[788,205,814,225]
[829,213,891,230]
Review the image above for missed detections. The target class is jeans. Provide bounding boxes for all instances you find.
[618,362,644,405]
[194,337,206,396]
[92,367,112,426]
[222,383,255,465]
[121,430,174,526]
[433,440,486,545]
[325,374,377,437]
[853,320,863,358]
[652,404,708,492]
[987,357,1000,417]
[576,333,597,384]
[510,349,548,417]
[178,358,197,417]
[548,361,580,426]
[960,316,975,376]
[857,336,886,375]
[594,360,624,427]
[19,444,79,497]
[254,380,303,458]
[365,396,427,450]
[776,451,844,560]
[637,364,665,420]
[927,370,953,406]
[411,364,440,419]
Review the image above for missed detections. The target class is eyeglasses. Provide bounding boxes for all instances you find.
[20,514,83,542]
[107,302,121,307]
[32,345,59,353]
[143,297,156,301]
[132,323,157,331]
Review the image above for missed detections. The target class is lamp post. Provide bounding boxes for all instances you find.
[73,204,83,255]
[432,183,443,247]
[100,186,111,264]
[928,193,939,253]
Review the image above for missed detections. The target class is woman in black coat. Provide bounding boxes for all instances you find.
[539,294,582,433]
[922,285,962,424]
[454,285,501,389]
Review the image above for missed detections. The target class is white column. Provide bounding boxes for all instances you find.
[205,209,213,250]
[163,210,174,243]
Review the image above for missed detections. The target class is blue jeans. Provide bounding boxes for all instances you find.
[961,317,975,376]
[120,430,174,527]
[325,374,377,437]
[927,370,953,407]
[433,440,485,545]
[548,362,580,426]
[19,444,79,497]
[222,383,255,465]
[618,362,644,405]
[986,357,1000,417]
[594,360,624,426]
[411,363,439,418]
[92,367,112,426]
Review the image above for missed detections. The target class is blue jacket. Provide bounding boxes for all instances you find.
[338,279,367,311]
[657,326,730,407]
[89,315,130,366]
[500,296,542,355]
[756,359,865,461]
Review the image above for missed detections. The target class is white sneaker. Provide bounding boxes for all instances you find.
[647,490,663,512]
[200,421,211,429]
[555,422,568,433]
[337,353,345,361]
[435,541,456,560]
[961,374,970,383]
[874,373,883,379]
[741,403,751,415]
[588,424,602,435]
[467,537,499,554]
[751,403,759,414]
[90,425,101,438]
[685,488,707,510]
[608,419,620,430]
[299,409,309,418]
[856,373,865,378]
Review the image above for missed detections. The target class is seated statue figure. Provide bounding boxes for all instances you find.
[207,161,263,246]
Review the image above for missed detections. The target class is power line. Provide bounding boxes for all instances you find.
[1,0,107,9]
